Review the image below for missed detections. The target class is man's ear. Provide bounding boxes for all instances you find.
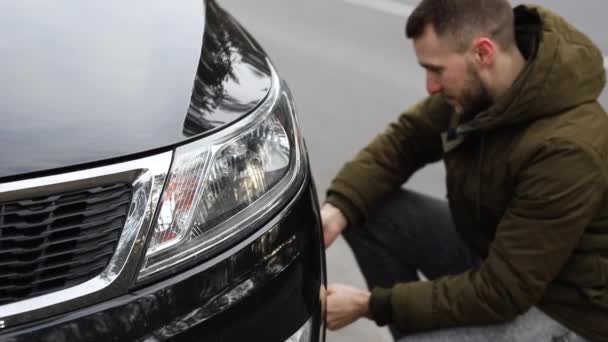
[471,37,496,66]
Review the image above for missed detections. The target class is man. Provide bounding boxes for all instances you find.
[322,0,607,341]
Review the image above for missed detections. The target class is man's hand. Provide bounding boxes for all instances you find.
[326,284,371,331]
[321,203,348,248]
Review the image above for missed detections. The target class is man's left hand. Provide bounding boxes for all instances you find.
[326,283,372,330]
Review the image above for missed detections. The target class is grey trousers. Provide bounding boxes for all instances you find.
[399,307,586,342]
[342,189,588,342]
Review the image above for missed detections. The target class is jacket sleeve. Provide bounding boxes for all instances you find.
[325,95,452,226]
[369,139,606,333]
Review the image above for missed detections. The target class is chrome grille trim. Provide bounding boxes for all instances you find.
[0,183,132,305]
[0,152,172,327]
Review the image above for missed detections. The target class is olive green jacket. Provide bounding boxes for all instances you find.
[327,5,608,341]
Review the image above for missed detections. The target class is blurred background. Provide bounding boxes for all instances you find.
[219,0,607,340]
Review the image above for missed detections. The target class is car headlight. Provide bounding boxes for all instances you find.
[137,69,305,281]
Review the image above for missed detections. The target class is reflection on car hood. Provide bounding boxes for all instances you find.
[0,0,272,181]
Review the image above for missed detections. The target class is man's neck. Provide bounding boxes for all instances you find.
[489,49,527,101]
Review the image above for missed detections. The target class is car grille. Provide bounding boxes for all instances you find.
[0,184,132,305]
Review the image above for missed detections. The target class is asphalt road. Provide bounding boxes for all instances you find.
[219,1,607,341]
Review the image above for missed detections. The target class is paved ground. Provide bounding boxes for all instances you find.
[219,1,607,341]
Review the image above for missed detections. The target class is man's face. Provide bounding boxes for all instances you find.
[413,25,492,119]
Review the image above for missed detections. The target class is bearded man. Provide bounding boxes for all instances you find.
[322,1,607,341]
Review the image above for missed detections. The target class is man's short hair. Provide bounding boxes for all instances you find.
[406,0,516,52]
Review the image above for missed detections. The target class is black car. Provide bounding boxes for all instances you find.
[0,1,326,341]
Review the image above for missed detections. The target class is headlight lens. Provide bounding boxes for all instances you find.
[138,76,304,281]
[148,115,290,256]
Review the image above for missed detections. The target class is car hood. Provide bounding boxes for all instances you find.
[0,0,272,181]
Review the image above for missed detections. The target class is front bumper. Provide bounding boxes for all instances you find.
[0,175,326,342]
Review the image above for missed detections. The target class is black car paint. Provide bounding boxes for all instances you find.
[0,0,271,181]
[0,0,325,341]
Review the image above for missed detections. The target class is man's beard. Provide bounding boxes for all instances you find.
[456,64,493,122]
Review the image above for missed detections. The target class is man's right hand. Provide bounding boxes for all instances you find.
[321,202,348,248]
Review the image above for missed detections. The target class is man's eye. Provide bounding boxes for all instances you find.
[424,65,441,74]
[428,68,442,76]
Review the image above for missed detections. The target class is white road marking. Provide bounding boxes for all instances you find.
[342,0,414,17]
[343,0,608,73]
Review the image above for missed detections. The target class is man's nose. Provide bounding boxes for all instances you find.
[426,73,442,95]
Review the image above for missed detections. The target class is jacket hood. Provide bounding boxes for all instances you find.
[469,5,606,131]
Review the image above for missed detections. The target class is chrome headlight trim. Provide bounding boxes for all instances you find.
[138,63,307,281]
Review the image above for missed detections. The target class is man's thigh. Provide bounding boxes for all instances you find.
[342,189,478,286]
[398,307,588,342]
